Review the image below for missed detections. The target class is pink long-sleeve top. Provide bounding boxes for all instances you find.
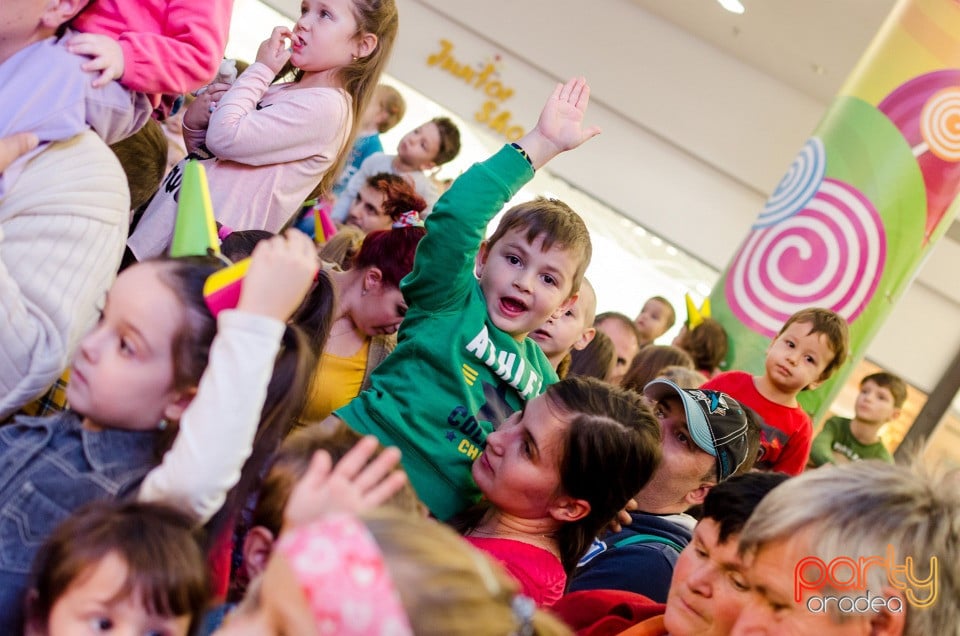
[127,62,352,260]
[71,0,234,102]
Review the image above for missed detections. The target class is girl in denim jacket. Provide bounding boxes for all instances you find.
[0,231,328,632]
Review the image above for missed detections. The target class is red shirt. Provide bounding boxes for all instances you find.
[466,537,566,606]
[703,371,812,475]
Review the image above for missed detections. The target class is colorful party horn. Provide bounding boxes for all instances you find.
[203,258,250,317]
[171,160,220,257]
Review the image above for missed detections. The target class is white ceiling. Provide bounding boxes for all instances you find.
[632,0,897,103]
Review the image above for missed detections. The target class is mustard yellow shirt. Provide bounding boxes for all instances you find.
[302,340,370,422]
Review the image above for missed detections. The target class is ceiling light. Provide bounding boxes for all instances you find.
[717,0,745,14]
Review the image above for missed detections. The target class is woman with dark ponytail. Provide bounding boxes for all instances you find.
[451,377,661,607]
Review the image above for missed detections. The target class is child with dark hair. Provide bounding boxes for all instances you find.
[809,371,906,466]
[634,296,676,347]
[331,116,462,221]
[704,307,850,475]
[672,317,729,378]
[0,233,322,631]
[622,345,694,395]
[566,329,616,382]
[218,228,274,262]
[25,501,209,636]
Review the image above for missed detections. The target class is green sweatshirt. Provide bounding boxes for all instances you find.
[336,146,559,520]
[809,416,893,466]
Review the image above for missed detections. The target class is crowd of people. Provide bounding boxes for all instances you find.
[1,0,958,634]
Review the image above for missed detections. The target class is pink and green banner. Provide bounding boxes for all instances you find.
[710,0,960,418]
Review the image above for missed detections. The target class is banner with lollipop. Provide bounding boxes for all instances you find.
[710,0,960,419]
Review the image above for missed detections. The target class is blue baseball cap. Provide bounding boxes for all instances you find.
[643,379,751,482]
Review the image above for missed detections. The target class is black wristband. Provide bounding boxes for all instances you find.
[510,142,534,169]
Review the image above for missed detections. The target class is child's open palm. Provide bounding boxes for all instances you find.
[516,77,601,170]
[283,436,407,530]
[534,77,601,155]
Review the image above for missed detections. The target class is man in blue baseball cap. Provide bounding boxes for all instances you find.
[569,379,758,603]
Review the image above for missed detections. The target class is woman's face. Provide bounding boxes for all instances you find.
[472,393,570,519]
[350,276,408,336]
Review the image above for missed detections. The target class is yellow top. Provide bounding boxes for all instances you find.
[302,339,371,422]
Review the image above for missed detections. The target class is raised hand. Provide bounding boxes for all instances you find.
[283,436,408,530]
[238,230,319,321]
[516,77,601,170]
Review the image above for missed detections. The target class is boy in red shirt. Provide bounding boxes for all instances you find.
[703,308,849,474]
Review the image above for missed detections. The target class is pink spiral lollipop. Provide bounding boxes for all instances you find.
[726,178,886,337]
[917,87,960,161]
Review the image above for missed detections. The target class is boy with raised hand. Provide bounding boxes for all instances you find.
[703,307,849,475]
[323,78,601,520]
[809,371,905,466]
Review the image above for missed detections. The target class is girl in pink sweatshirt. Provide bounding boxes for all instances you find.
[127,0,399,260]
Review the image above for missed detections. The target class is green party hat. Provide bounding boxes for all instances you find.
[170,160,220,257]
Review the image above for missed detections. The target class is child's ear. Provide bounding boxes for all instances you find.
[41,0,89,30]
[889,407,902,422]
[805,378,824,392]
[354,33,378,60]
[474,241,491,278]
[162,387,197,423]
[419,159,438,171]
[548,496,591,523]
[572,326,596,352]
[242,526,276,581]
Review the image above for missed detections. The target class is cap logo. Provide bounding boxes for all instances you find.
[690,389,729,416]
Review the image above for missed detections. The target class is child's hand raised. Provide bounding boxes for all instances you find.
[516,77,601,170]
[283,436,407,531]
[66,33,125,88]
[256,27,294,75]
[237,230,319,321]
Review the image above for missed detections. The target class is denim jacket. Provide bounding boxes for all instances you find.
[0,411,162,633]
